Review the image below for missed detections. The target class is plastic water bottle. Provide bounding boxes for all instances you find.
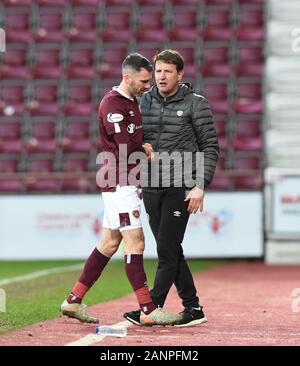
[95,326,127,337]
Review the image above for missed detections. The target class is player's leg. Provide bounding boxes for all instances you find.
[150,188,192,306]
[60,192,123,323]
[118,186,180,326]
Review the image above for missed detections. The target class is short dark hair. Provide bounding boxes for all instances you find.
[122,53,153,73]
[153,49,184,72]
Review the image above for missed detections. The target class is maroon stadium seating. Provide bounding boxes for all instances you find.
[0,86,25,116]
[35,13,65,43]
[0,122,22,154]
[0,0,265,193]
[68,12,97,43]
[28,85,60,116]
[61,122,92,153]
[32,49,62,79]
[26,121,57,154]
[5,13,31,44]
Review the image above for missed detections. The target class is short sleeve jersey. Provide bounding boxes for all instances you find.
[98,88,144,192]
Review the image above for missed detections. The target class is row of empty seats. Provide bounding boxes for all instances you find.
[0,45,264,81]
[0,118,262,153]
[1,13,264,45]
[0,80,262,114]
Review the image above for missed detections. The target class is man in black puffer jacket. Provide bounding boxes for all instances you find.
[124,50,219,327]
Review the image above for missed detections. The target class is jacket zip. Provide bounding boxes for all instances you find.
[154,97,167,151]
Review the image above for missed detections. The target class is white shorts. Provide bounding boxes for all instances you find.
[102,185,142,232]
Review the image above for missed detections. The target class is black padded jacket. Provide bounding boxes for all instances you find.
[140,83,219,189]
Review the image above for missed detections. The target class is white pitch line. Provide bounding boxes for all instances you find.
[0,263,84,286]
[65,321,133,346]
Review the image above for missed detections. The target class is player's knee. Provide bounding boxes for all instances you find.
[97,239,120,257]
[125,239,145,254]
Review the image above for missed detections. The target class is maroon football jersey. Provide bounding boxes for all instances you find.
[97,88,144,192]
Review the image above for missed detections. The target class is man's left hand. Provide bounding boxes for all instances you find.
[184,186,205,214]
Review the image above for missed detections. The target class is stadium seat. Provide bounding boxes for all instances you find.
[36,0,66,6]
[206,9,231,28]
[4,0,32,5]
[137,0,167,5]
[238,10,264,28]
[61,122,92,153]
[235,120,260,137]
[214,119,227,138]
[233,135,263,151]
[32,49,62,79]
[0,159,19,172]
[171,0,198,5]
[217,136,229,151]
[63,84,94,116]
[136,11,167,43]
[0,49,30,80]
[99,47,128,78]
[28,158,55,173]
[63,157,89,172]
[208,175,232,190]
[235,63,263,77]
[234,99,263,114]
[66,48,96,79]
[209,99,230,115]
[68,12,98,43]
[169,12,199,42]
[203,47,229,64]
[203,82,228,99]
[0,179,23,193]
[5,13,31,44]
[202,27,232,42]
[27,85,60,116]
[25,176,59,192]
[26,121,56,153]
[61,157,91,192]
[234,156,260,170]
[201,63,231,78]
[204,0,233,4]
[61,177,91,193]
[236,27,264,42]
[35,12,64,43]
[216,156,226,170]
[238,0,263,4]
[100,11,131,43]
[0,122,22,153]
[70,0,100,5]
[236,83,261,99]
[237,47,263,64]
[204,83,229,114]
[104,0,133,6]
[234,175,262,190]
[0,86,25,116]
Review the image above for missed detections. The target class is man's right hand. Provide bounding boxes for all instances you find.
[142,143,154,161]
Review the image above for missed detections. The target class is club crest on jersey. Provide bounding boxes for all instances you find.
[107,113,124,123]
[177,110,183,116]
[127,123,136,134]
[132,210,140,218]
[129,110,135,117]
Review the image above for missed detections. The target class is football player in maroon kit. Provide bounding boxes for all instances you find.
[60,54,180,326]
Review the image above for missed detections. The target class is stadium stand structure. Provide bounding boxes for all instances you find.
[0,0,264,193]
[264,0,300,263]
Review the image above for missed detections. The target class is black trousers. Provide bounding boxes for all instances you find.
[143,187,200,309]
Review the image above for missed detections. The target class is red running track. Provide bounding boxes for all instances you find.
[1,261,300,346]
